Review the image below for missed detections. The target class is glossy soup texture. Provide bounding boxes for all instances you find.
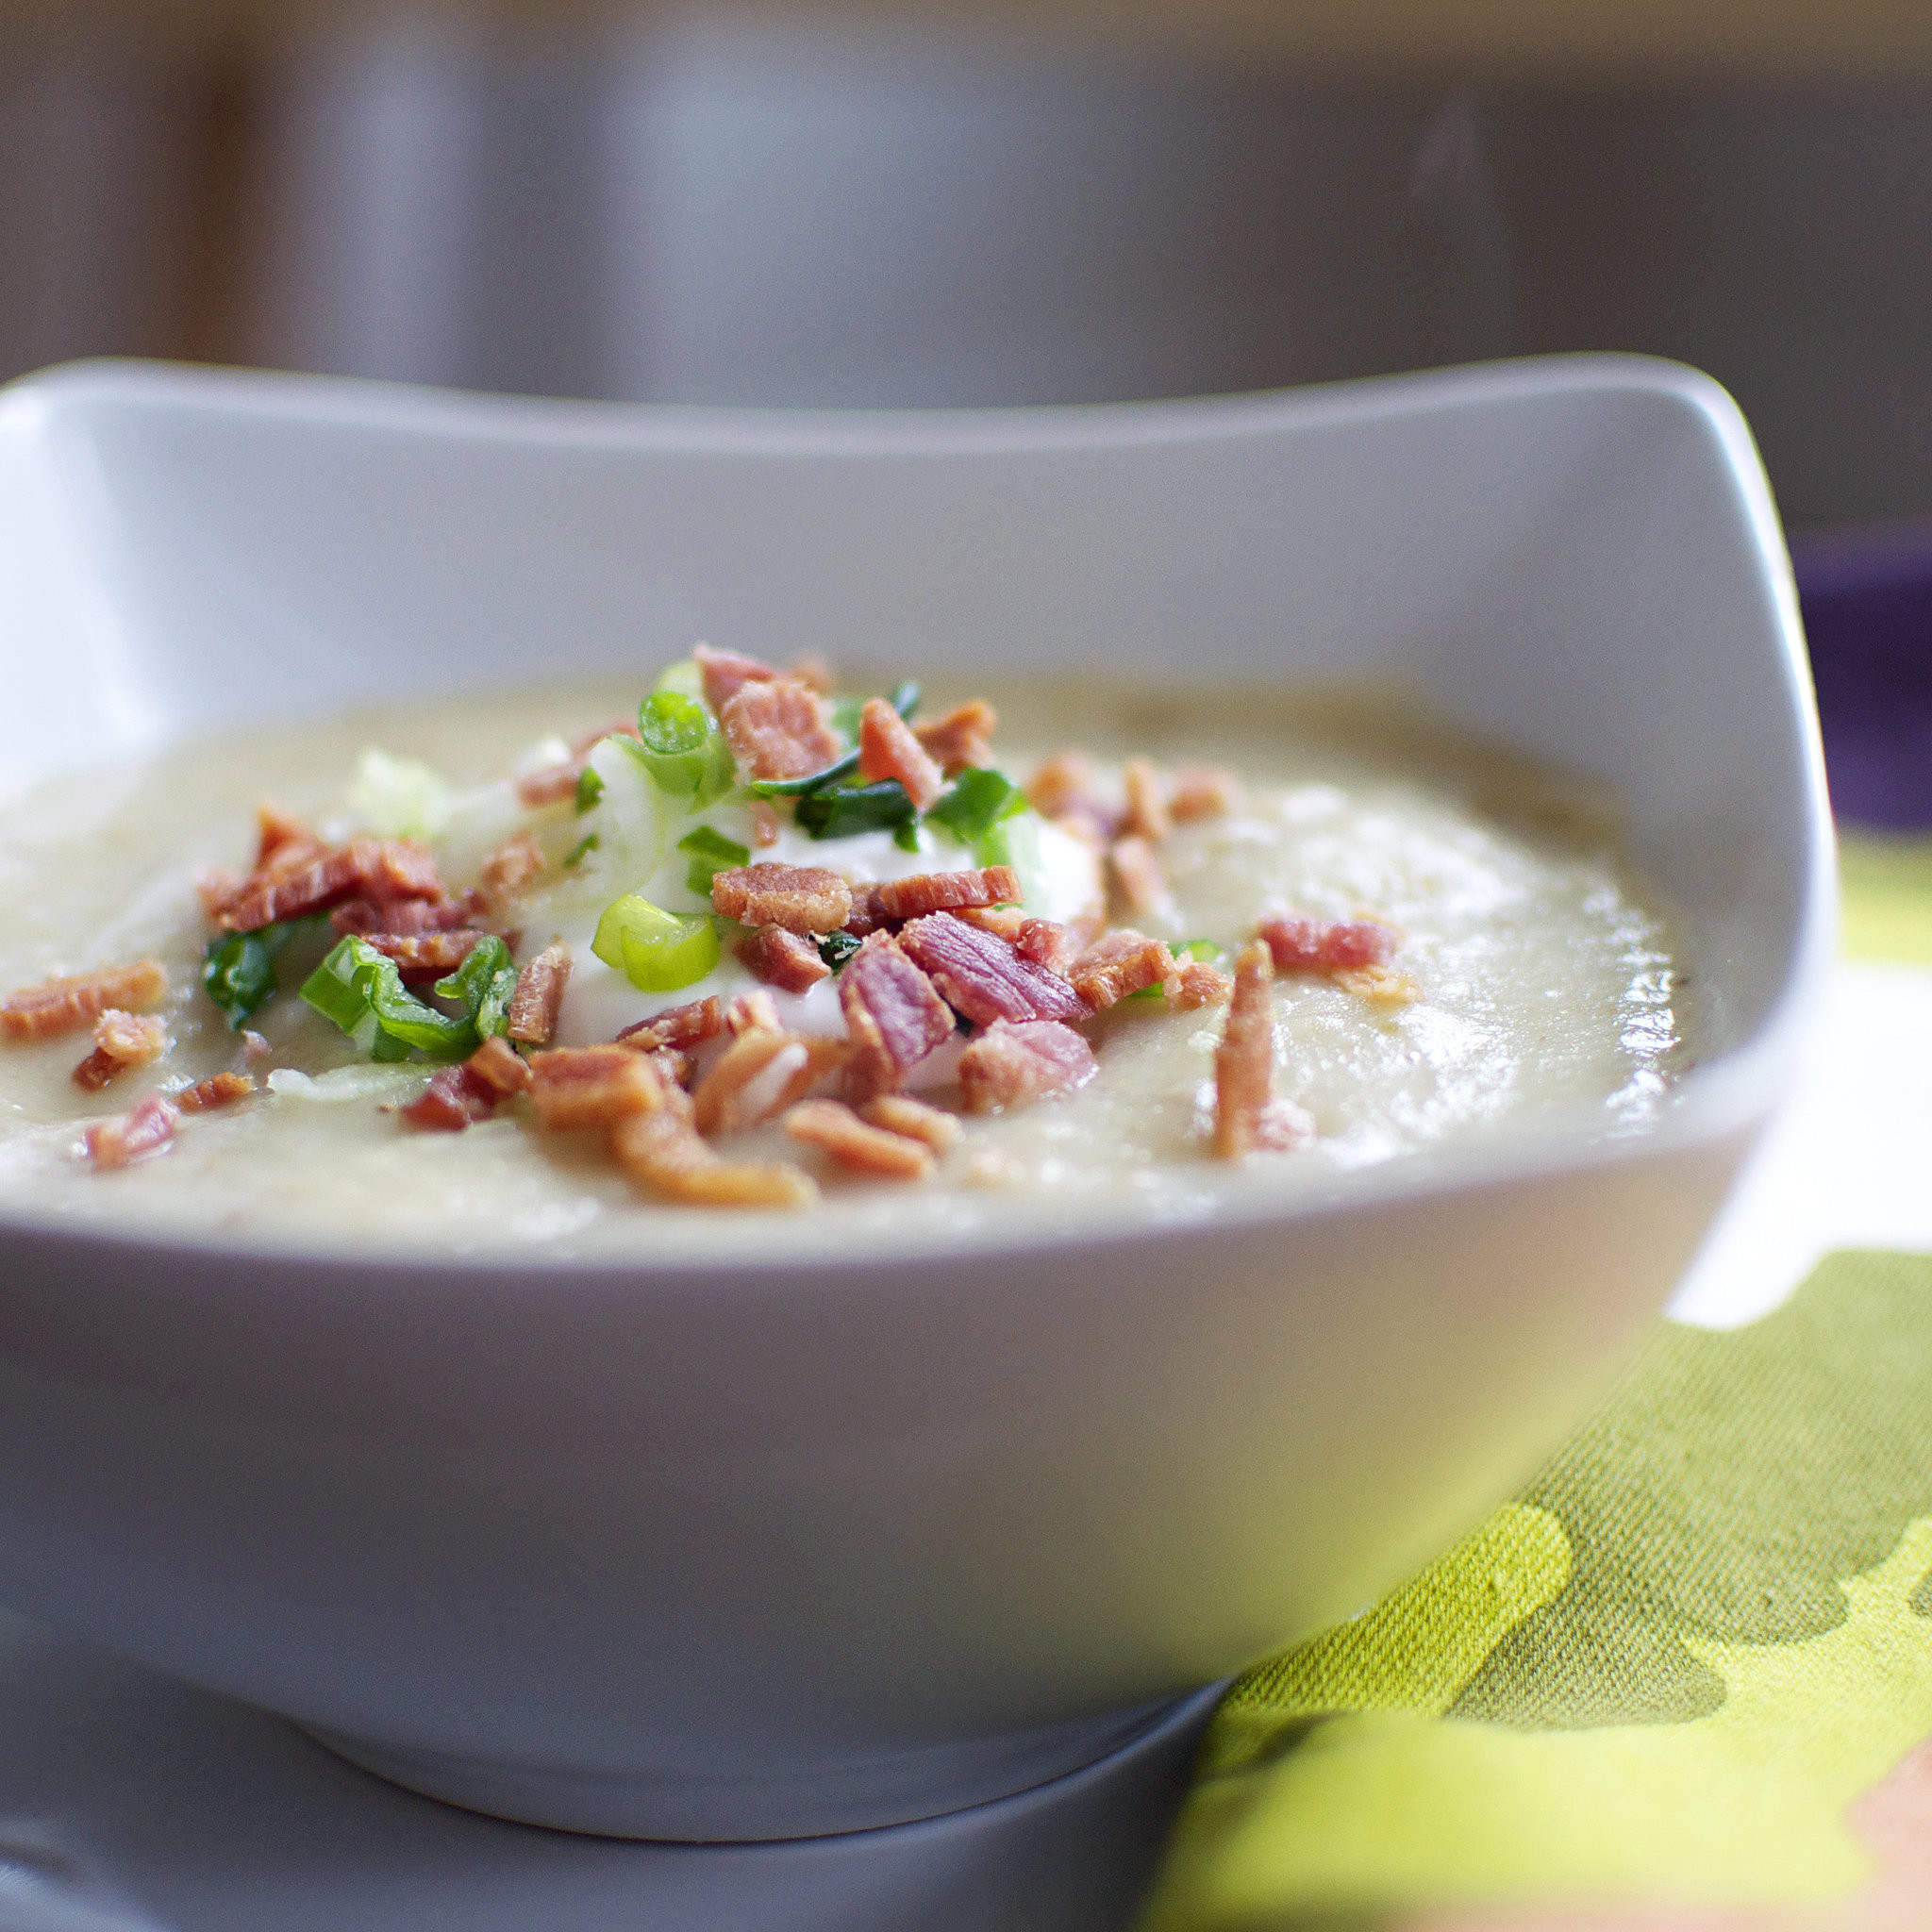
[0,677,1687,1259]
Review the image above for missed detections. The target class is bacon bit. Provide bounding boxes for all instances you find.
[255,804,328,874]
[1213,941,1312,1158]
[609,1106,818,1208]
[897,912,1089,1028]
[954,904,1027,942]
[1121,758,1172,842]
[784,1099,935,1179]
[719,676,842,782]
[1068,929,1174,1011]
[1168,765,1241,822]
[858,696,945,809]
[647,1046,694,1090]
[242,1030,272,1064]
[175,1070,255,1113]
[1108,835,1172,923]
[507,941,573,1045]
[84,1093,178,1170]
[840,932,955,1101]
[841,885,892,939]
[913,700,997,776]
[787,652,837,695]
[528,1045,666,1131]
[400,1037,527,1131]
[751,800,782,848]
[694,643,779,712]
[1335,963,1422,1008]
[477,831,546,908]
[215,839,445,932]
[615,995,724,1053]
[1166,959,1233,1010]
[958,1020,1097,1114]
[873,865,1021,922]
[710,861,852,935]
[860,1092,960,1152]
[1014,918,1080,975]
[331,894,468,938]
[2,959,169,1041]
[737,925,831,992]
[514,721,640,808]
[694,1030,847,1136]
[1026,750,1117,842]
[1257,913,1401,976]
[360,930,486,983]
[724,988,783,1037]
[195,867,245,918]
[71,1010,169,1091]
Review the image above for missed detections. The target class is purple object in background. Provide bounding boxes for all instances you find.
[1794,524,1932,829]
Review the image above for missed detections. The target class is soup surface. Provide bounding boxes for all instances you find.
[0,670,1687,1260]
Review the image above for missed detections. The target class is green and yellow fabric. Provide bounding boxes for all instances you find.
[1145,834,1932,1932]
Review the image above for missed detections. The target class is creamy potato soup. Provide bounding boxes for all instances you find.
[0,659,1687,1259]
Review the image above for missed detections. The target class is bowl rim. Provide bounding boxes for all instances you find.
[0,352,1837,1280]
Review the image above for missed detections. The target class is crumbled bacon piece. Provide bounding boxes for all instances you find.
[724,988,783,1037]
[1014,917,1079,975]
[873,865,1020,922]
[958,1019,1097,1114]
[477,831,545,908]
[1212,941,1312,1158]
[787,652,837,694]
[84,1092,178,1170]
[360,930,486,983]
[507,941,573,1045]
[1026,750,1117,841]
[692,1030,845,1136]
[1168,765,1241,822]
[913,700,997,776]
[738,925,831,992]
[710,862,852,935]
[751,800,782,848]
[330,894,469,938]
[1335,963,1421,1008]
[1108,836,1172,923]
[71,1010,169,1091]
[954,905,1027,942]
[860,1092,960,1152]
[255,804,327,874]
[1121,758,1171,842]
[839,932,955,1100]
[215,839,445,932]
[1257,913,1401,975]
[897,912,1089,1028]
[2,959,168,1041]
[840,886,891,939]
[616,995,724,1052]
[609,1106,818,1208]
[858,697,945,809]
[528,1045,666,1131]
[719,677,842,782]
[1068,929,1173,1011]
[784,1099,935,1180]
[400,1036,528,1131]
[646,1046,694,1090]
[1166,959,1233,1009]
[175,1070,256,1112]
[694,643,779,712]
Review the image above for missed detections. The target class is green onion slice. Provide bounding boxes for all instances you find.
[627,691,735,807]
[749,681,921,799]
[794,778,918,844]
[591,895,722,993]
[300,937,484,1062]
[203,922,296,1029]
[925,767,1025,844]
[436,935,518,1040]
[575,765,605,814]
[677,824,751,898]
[815,929,862,973]
[564,832,599,868]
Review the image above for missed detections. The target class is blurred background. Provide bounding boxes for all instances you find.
[8,1,1932,533]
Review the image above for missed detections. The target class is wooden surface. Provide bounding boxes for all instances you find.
[13,0,1932,80]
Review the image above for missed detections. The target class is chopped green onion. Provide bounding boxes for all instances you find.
[575,765,605,813]
[1126,937,1223,1001]
[795,778,918,842]
[629,691,735,806]
[926,767,1025,843]
[591,895,721,993]
[677,824,751,898]
[435,936,518,1040]
[299,937,480,1062]
[816,930,861,972]
[828,697,864,741]
[203,922,295,1028]
[750,681,922,798]
[564,831,599,868]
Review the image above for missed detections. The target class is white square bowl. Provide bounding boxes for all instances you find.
[0,357,1830,1840]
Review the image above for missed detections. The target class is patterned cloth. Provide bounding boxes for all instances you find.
[1142,835,1932,1931]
